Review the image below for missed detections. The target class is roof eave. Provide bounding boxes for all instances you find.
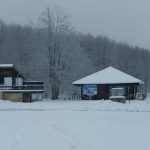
[73,82,142,85]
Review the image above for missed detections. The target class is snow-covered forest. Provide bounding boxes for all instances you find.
[0,7,150,98]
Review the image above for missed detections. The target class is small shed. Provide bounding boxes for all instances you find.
[73,67,145,100]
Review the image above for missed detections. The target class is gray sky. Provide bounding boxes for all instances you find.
[0,0,150,49]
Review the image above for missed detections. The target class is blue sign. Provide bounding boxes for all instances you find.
[83,85,97,96]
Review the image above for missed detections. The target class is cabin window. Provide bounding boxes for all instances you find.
[110,87,125,96]
[0,77,4,84]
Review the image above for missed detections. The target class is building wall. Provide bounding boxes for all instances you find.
[22,93,31,102]
[2,92,43,103]
[0,77,12,88]
[97,85,109,100]
[97,84,139,100]
[4,77,12,86]
[81,83,140,100]
[16,77,23,86]
[32,93,43,101]
[0,91,2,99]
[0,77,22,87]
[22,93,43,102]
[3,92,23,102]
[0,77,23,86]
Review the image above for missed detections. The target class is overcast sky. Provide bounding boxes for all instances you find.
[0,0,150,49]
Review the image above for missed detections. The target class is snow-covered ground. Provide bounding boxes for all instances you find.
[0,99,150,150]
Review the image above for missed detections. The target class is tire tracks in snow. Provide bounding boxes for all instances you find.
[50,123,83,150]
[4,120,25,150]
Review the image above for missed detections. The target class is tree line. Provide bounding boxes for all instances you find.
[0,7,150,99]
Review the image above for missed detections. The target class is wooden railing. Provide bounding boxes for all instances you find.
[0,85,44,90]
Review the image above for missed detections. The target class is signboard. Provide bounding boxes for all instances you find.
[83,85,97,96]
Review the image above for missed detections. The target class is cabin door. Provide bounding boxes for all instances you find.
[97,85,108,100]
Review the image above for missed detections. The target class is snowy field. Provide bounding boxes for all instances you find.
[0,99,150,150]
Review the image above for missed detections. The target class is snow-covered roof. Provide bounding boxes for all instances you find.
[0,64,25,78]
[73,66,143,85]
[0,64,13,68]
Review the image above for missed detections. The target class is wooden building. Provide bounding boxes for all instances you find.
[0,64,45,102]
[73,67,145,100]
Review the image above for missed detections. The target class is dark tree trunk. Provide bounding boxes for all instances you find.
[50,74,59,100]
[51,83,59,100]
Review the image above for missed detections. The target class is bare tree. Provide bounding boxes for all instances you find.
[14,25,33,79]
[39,7,70,100]
[0,19,6,51]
